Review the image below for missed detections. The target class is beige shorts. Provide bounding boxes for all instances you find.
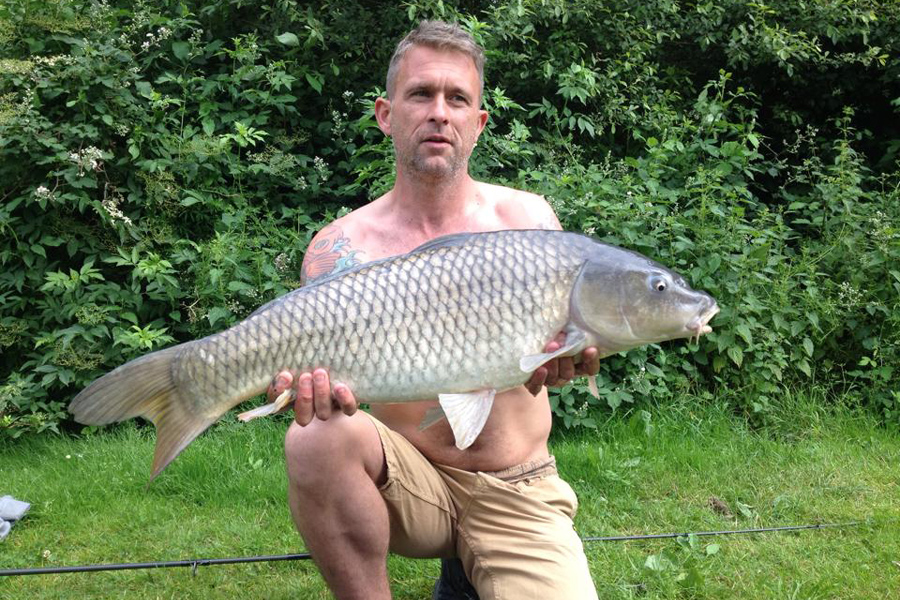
[366,414,598,600]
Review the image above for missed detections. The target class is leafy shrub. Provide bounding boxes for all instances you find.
[1,0,897,437]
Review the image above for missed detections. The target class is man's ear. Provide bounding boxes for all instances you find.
[374,96,392,136]
[474,109,489,139]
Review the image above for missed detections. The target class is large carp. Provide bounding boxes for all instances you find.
[70,230,718,480]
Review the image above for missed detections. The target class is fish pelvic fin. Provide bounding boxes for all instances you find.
[68,345,218,482]
[237,389,294,422]
[438,389,496,450]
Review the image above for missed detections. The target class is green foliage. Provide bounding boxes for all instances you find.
[4,403,899,598]
[642,534,721,592]
[1,0,898,436]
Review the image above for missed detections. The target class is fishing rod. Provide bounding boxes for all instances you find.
[0,521,865,577]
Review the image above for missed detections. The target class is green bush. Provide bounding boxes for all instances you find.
[1,0,897,437]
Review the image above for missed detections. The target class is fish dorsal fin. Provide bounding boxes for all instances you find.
[248,233,476,321]
[438,389,496,449]
[519,325,589,373]
[409,232,475,254]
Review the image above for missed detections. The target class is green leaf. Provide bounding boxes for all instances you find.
[808,312,820,330]
[736,323,753,345]
[172,41,190,60]
[207,306,232,328]
[645,363,664,377]
[802,337,814,357]
[227,280,253,292]
[135,81,152,97]
[644,553,672,572]
[727,346,743,367]
[713,355,727,372]
[305,72,323,93]
[276,32,300,47]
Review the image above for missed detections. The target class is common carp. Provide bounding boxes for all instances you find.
[69,230,718,480]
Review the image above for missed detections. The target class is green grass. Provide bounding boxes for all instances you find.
[2,394,898,599]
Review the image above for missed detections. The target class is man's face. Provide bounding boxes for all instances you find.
[376,45,488,181]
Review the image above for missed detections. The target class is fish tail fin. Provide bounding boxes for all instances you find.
[69,345,216,481]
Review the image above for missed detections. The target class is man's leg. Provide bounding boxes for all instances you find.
[441,461,598,600]
[284,412,391,600]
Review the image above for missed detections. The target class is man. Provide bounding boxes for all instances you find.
[269,21,601,600]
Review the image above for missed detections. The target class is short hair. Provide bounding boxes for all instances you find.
[385,20,485,101]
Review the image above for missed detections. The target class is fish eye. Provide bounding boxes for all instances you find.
[649,276,668,292]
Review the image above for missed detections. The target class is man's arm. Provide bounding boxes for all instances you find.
[299,224,366,285]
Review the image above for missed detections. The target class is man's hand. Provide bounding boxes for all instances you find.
[267,369,358,426]
[524,332,601,396]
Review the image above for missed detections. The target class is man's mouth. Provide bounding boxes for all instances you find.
[421,135,452,146]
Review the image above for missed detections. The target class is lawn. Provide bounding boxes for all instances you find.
[2,394,898,599]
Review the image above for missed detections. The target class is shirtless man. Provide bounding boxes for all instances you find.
[269,21,601,600]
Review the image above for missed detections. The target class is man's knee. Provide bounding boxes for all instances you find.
[284,412,385,486]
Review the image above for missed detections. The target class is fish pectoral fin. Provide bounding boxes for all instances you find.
[587,375,600,399]
[438,389,496,450]
[519,327,589,373]
[417,406,446,431]
[237,389,294,422]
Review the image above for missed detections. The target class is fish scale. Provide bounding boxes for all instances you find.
[69,229,718,480]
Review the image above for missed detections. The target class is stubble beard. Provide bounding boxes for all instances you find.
[393,136,473,184]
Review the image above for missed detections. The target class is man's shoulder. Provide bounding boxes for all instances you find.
[300,214,369,284]
[477,181,561,230]
[299,194,398,284]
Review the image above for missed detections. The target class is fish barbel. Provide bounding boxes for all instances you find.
[69,230,718,480]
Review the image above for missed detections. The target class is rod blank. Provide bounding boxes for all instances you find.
[0,521,865,577]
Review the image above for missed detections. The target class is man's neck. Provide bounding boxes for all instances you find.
[387,170,481,238]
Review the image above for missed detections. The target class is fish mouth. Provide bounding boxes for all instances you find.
[687,303,720,343]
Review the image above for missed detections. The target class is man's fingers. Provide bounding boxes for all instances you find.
[556,356,575,385]
[268,370,294,402]
[526,367,548,396]
[312,368,332,421]
[542,352,559,386]
[333,383,357,416]
[576,347,601,376]
[294,372,314,426]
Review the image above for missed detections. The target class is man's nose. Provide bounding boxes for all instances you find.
[428,95,449,123]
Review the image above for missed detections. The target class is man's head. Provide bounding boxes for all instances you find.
[375,21,489,183]
[386,20,485,104]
